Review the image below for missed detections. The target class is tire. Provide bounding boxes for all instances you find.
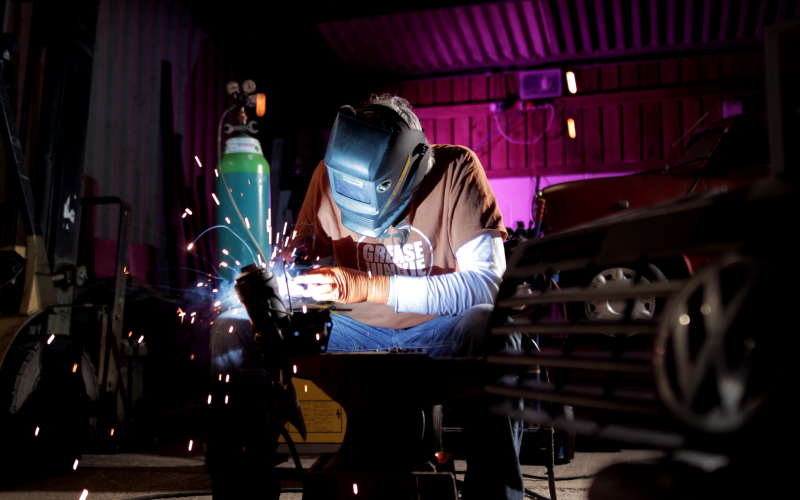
[0,339,98,487]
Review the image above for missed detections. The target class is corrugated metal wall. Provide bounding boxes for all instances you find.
[319,0,799,76]
[84,0,233,248]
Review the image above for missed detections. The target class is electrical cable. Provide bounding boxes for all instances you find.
[0,262,25,289]
[492,103,555,145]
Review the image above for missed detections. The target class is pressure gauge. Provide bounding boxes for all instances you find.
[225,81,240,95]
[241,80,256,94]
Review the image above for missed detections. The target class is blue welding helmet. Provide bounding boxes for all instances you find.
[324,104,431,237]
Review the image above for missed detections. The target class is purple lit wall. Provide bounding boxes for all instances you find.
[488,171,637,229]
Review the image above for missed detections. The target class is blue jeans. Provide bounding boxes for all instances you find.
[329,305,525,500]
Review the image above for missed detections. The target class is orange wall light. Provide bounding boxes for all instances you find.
[566,71,578,94]
[567,118,577,139]
[256,93,266,117]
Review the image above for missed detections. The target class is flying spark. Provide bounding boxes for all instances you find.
[191,317,195,324]
[212,193,220,205]
[245,217,250,228]
[197,282,203,287]
[138,335,144,344]
[47,334,55,345]
[34,426,39,436]
[195,156,202,167]
[293,365,297,374]
[110,428,114,436]
[214,301,221,307]
[220,262,228,267]
[283,222,288,235]
[79,489,89,500]
[72,363,78,373]
[225,374,230,382]
[190,354,195,360]
[222,249,229,255]
[304,385,308,392]
[207,395,212,404]
[214,168,219,178]
[212,288,218,293]
[182,213,187,218]
[353,484,359,495]
[73,459,79,471]
[225,395,229,404]
[185,208,193,215]
[302,305,307,314]
[368,271,372,279]
[191,312,196,316]
[229,326,234,333]
[316,333,320,340]
[292,230,297,239]
[235,260,240,265]
[187,243,194,250]
[188,440,194,451]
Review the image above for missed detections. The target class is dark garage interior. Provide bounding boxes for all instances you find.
[0,1,798,499]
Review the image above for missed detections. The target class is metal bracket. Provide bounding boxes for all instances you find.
[222,120,259,136]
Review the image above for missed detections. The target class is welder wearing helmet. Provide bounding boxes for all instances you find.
[291,94,524,500]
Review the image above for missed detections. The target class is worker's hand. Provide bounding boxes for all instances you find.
[292,267,389,304]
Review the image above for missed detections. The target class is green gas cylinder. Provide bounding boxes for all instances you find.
[216,135,270,270]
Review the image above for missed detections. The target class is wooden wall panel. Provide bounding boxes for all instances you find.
[378,52,762,178]
[470,77,491,166]
[452,79,471,149]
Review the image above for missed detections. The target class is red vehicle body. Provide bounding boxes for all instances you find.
[536,114,770,240]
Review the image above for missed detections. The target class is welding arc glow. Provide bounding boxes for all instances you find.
[79,489,89,500]
[566,71,578,94]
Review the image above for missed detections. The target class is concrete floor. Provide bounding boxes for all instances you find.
[0,443,663,500]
